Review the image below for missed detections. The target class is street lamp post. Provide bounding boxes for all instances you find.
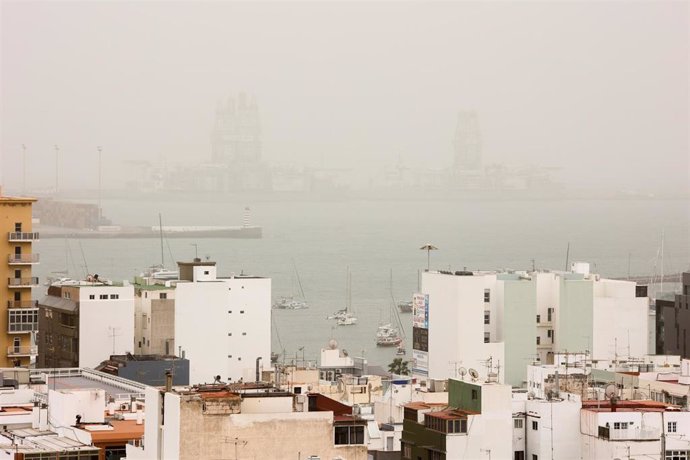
[97,146,103,226]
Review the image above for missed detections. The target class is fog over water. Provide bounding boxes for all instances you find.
[1,2,689,367]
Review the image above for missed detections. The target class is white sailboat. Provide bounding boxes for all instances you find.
[273,260,308,310]
[376,269,405,348]
[337,268,357,326]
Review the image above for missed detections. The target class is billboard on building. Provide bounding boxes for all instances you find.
[413,293,428,329]
[412,327,428,352]
[412,350,429,376]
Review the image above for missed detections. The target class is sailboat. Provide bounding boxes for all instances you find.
[273,260,308,310]
[337,268,357,326]
[376,270,404,347]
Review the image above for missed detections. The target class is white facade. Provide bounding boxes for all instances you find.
[175,264,271,384]
[419,272,506,383]
[77,284,135,368]
[417,264,649,388]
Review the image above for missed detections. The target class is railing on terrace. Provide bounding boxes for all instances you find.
[8,232,39,241]
[8,277,39,287]
[7,300,38,308]
[7,345,38,356]
[8,254,40,264]
[30,367,147,393]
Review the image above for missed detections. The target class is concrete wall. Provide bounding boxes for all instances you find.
[557,279,593,354]
[78,285,135,368]
[526,396,581,460]
[118,358,189,386]
[176,398,366,460]
[150,298,175,355]
[48,389,106,428]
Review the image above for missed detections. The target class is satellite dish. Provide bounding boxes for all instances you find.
[458,367,467,380]
[468,368,479,381]
[527,391,535,399]
[605,384,617,399]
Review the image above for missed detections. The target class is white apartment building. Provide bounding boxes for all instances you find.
[38,279,135,369]
[416,262,649,387]
[174,259,271,384]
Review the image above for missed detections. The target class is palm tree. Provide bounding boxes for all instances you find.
[388,357,410,376]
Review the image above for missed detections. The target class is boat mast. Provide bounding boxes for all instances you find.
[159,213,165,267]
[293,259,306,301]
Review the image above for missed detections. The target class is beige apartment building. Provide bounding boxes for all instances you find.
[0,191,39,367]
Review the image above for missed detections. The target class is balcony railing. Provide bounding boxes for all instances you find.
[7,277,39,287]
[8,322,38,333]
[7,345,38,357]
[598,425,660,441]
[8,254,40,264]
[8,232,39,242]
[7,300,38,308]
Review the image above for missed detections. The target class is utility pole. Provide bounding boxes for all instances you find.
[97,146,103,226]
[21,144,27,195]
[54,145,60,194]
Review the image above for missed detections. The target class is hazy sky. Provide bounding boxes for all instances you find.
[1,1,688,193]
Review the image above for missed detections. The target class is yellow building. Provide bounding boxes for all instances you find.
[0,191,38,367]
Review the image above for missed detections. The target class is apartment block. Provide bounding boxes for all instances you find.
[0,192,39,367]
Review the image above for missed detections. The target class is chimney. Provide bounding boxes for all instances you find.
[165,370,173,392]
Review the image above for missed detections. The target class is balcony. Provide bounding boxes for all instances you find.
[7,277,39,288]
[8,232,39,242]
[537,320,552,327]
[598,425,660,441]
[7,345,38,357]
[8,254,40,265]
[7,300,37,308]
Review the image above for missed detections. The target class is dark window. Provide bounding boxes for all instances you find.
[204,270,209,275]
[514,452,525,460]
[536,315,540,324]
[471,389,478,400]
[547,308,552,322]
[484,332,490,343]
[100,294,108,300]
[110,294,119,299]
[532,421,538,430]
[536,336,540,345]
[532,455,538,460]
[484,311,490,324]
[89,294,95,299]
[14,223,21,232]
[484,289,490,303]
[160,293,167,299]
[334,425,365,445]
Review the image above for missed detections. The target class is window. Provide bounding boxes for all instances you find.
[110,294,119,299]
[484,311,490,325]
[484,289,490,303]
[240,310,245,314]
[668,421,678,433]
[446,419,467,434]
[532,455,538,460]
[484,332,490,343]
[471,389,478,400]
[536,315,541,324]
[514,418,523,429]
[14,222,21,232]
[536,337,541,345]
[204,270,209,275]
[666,451,689,460]
[514,452,525,460]
[100,294,108,300]
[8,309,38,332]
[89,294,95,299]
[532,421,538,430]
[63,291,71,299]
[613,422,629,430]
[242,332,247,336]
[547,308,553,322]
[334,425,365,445]
[160,293,167,299]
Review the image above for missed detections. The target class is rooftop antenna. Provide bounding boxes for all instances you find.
[191,243,198,259]
[564,242,570,271]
